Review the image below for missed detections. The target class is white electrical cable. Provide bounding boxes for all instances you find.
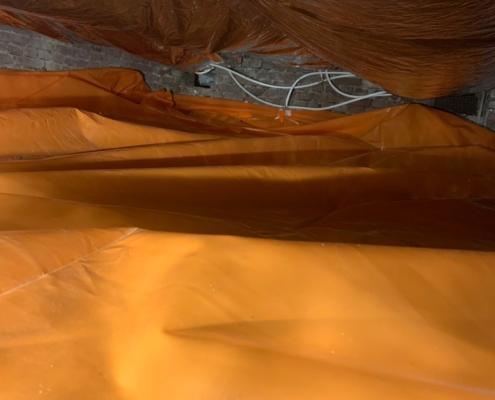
[195,66,216,75]
[281,70,389,109]
[325,72,389,100]
[285,71,323,108]
[228,71,282,108]
[325,72,361,99]
[196,63,391,111]
[287,91,392,111]
[211,63,330,90]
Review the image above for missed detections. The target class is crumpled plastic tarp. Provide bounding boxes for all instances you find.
[1,0,495,98]
[1,68,495,399]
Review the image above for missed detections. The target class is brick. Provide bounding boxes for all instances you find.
[293,91,313,103]
[0,53,14,65]
[61,56,74,67]
[242,56,262,69]
[43,60,58,71]
[170,69,184,79]
[345,99,372,114]
[214,72,231,85]
[10,33,30,46]
[29,58,46,70]
[62,46,78,58]
[371,97,395,109]
[36,50,50,60]
[7,44,23,56]
[219,88,245,101]
[0,35,11,45]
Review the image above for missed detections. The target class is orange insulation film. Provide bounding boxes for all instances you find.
[0,68,494,399]
[1,1,495,97]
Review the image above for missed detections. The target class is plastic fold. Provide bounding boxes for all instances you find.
[0,68,494,399]
[1,1,495,97]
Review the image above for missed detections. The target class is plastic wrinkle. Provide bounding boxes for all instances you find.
[0,68,494,400]
[1,1,495,97]
[0,228,138,298]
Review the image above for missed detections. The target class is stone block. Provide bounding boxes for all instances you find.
[242,56,262,69]
[345,99,372,114]
[7,44,22,57]
[371,97,395,109]
[29,58,46,70]
[0,53,14,65]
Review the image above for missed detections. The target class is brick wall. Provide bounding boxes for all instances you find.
[0,24,197,92]
[0,23,494,127]
[0,24,405,114]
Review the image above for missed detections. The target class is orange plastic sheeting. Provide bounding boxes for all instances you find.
[248,0,495,98]
[0,1,305,65]
[1,69,495,399]
[2,1,495,97]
